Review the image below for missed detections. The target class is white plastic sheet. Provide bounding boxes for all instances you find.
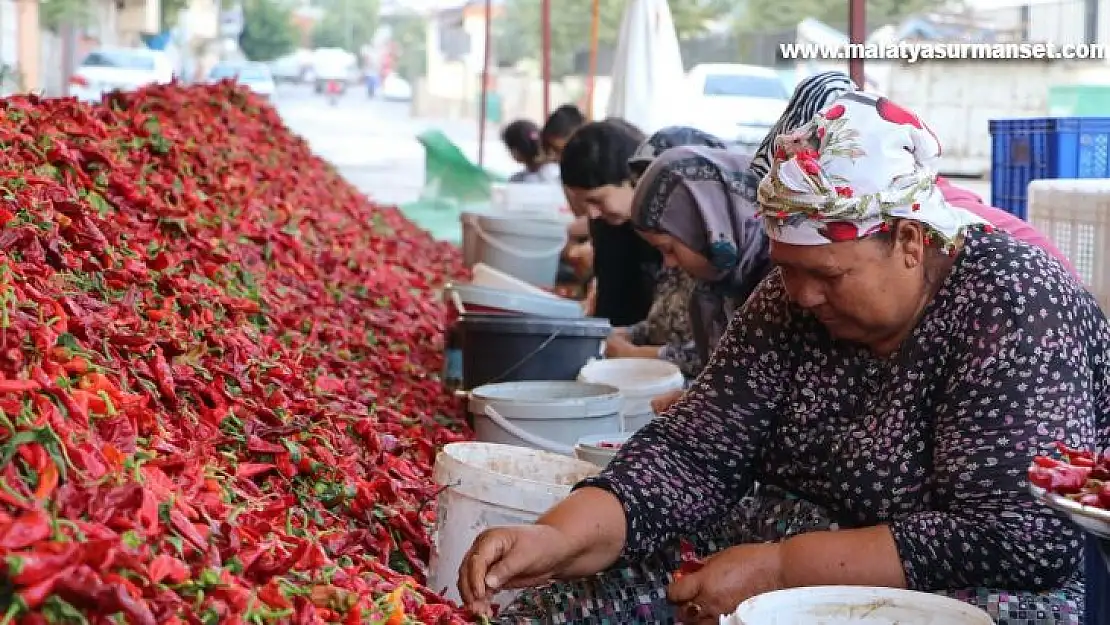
[605,0,686,135]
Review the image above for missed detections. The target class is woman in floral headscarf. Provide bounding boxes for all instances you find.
[459,91,1110,625]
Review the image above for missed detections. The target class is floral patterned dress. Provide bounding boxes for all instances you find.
[623,268,702,378]
[498,230,1110,625]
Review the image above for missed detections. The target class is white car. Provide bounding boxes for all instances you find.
[685,63,789,148]
[380,73,412,101]
[207,62,277,100]
[69,48,175,103]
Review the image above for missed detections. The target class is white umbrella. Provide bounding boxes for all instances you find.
[605,0,686,136]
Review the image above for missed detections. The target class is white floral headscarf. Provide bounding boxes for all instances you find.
[757,92,987,250]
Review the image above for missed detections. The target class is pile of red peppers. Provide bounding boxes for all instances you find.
[0,83,477,623]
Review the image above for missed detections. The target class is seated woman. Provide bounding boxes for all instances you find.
[459,92,1109,625]
[604,126,732,379]
[501,119,559,183]
[609,145,772,390]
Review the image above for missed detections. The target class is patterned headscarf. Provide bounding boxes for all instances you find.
[758,92,986,249]
[631,145,772,364]
[628,126,728,179]
[750,71,856,180]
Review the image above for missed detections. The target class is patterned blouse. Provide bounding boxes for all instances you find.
[581,231,1110,591]
[624,268,701,378]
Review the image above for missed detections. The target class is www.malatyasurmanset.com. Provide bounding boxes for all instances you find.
[779,42,1108,63]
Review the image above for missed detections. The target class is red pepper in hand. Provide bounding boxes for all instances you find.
[672,538,705,580]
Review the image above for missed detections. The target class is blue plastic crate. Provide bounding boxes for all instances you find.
[989,117,1110,219]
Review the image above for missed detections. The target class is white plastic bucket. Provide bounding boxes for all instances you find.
[577,359,685,432]
[723,587,993,625]
[446,283,584,318]
[468,381,623,455]
[473,213,568,288]
[574,432,634,468]
[471,263,561,299]
[427,442,599,606]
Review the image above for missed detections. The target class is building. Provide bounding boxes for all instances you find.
[968,0,1107,48]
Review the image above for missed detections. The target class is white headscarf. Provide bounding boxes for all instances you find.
[757,92,986,250]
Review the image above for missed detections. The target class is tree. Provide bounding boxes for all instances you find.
[496,0,729,79]
[736,0,941,34]
[239,0,297,62]
[40,0,92,32]
[312,0,380,53]
[386,13,427,81]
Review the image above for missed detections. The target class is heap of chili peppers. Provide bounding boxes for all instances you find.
[0,83,478,623]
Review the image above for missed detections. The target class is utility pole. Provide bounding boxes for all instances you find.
[344,0,353,51]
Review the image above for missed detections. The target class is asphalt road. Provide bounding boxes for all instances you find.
[273,83,516,206]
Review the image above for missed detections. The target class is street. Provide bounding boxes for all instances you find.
[273,83,516,207]
[274,83,992,210]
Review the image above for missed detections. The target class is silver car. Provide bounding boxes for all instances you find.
[207,62,277,100]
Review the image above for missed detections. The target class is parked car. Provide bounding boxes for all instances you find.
[684,63,789,149]
[207,62,277,100]
[311,48,356,94]
[69,47,175,103]
[380,73,412,102]
[268,54,304,84]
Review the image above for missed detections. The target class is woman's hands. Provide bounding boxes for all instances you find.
[667,543,785,624]
[651,389,684,414]
[458,525,576,617]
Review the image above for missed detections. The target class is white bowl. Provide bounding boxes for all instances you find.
[573,433,633,468]
[723,586,993,625]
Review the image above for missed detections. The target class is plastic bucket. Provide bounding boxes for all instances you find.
[472,213,567,287]
[577,359,685,432]
[427,442,599,606]
[471,262,560,298]
[445,283,583,318]
[468,381,623,455]
[574,432,634,468]
[724,587,993,625]
[459,315,611,390]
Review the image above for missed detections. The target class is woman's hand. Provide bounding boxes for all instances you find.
[582,279,597,315]
[666,543,785,624]
[567,241,594,277]
[458,524,576,617]
[650,389,684,414]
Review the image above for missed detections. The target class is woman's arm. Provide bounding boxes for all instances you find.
[890,274,1107,591]
[577,275,794,556]
[779,526,906,588]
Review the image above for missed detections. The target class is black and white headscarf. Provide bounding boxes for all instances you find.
[749,71,856,180]
[628,126,728,180]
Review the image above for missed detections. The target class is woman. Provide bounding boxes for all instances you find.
[459,92,1109,624]
[772,71,1077,276]
[611,146,771,385]
[560,120,661,327]
[501,119,559,183]
[604,126,731,378]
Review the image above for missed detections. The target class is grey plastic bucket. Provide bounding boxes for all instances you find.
[472,213,567,287]
[459,314,611,390]
[468,381,623,455]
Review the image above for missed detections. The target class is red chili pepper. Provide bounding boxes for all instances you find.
[0,509,54,550]
[673,539,705,579]
[147,553,190,585]
[7,544,80,586]
[17,566,74,609]
[0,379,40,393]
